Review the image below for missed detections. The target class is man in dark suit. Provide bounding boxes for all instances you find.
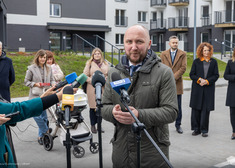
[160,36,187,134]
[0,41,17,166]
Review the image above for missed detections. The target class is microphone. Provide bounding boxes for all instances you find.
[110,72,131,103]
[61,86,74,127]
[71,73,88,88]
[91,70,105,104]
[53,72,77,91]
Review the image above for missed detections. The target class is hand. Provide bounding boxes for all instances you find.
[40,86,58,98]
[200,78,208,86]
[34,83,42,88]
[112,105,138,125]
[0,114,11,125]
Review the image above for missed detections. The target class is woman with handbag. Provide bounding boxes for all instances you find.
[24,49,56,145]
[83,48,109,133]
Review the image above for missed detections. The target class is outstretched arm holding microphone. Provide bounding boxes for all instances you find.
[0,85,68,168]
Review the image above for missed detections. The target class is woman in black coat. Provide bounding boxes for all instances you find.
[189,42,219,137]
[224,48,235,140]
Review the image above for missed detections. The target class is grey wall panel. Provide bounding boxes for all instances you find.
[6,0,36,15]
[7,24,49,51]
[50,0,105,20]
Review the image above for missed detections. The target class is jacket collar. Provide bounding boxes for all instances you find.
[0,51,6,60]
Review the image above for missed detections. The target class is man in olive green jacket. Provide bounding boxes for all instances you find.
[101,25,178,168]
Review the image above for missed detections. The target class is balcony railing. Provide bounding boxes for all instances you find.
[150,19,166,30]
[115,16,128,27]
[168,0,189,5]
[151,0,166,7]
[168,17,189,29]
[201,14,212,26]
[215,10,235,24]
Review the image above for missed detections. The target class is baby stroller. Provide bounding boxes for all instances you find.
[43,88,99,158]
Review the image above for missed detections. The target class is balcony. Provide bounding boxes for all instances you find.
[150,19,166,32]
[202,0,212,2]
[168,0,189,6]
[151,0,166,8]
[115,16,128,27]
[168,17,189,31]
[215,10,235,27]
[201,14,212,27]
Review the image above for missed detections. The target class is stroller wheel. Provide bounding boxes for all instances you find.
[90,142,99,154]
[43,133,53,151]
[73,145,85,158]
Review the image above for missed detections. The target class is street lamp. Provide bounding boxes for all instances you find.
[193,0,197,60]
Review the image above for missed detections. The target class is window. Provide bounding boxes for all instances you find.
[138,11,147,22]
[50,32,61,50]
[151,35,157,46]
[152,12,157,21]
[50,3,61,17]
[202,6,209,17]
[115,10,127,26]
[116,34,124,45]
[201,33,209,43]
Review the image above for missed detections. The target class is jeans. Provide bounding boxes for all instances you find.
[175,95,182,128]
[33,110,48,137]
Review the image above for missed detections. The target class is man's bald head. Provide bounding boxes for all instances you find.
[123,25,151,65]
[124,25,150,42]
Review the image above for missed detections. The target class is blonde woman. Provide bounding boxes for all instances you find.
[224,48,235,140]
[83,48,109,133]
[24,49,56,145]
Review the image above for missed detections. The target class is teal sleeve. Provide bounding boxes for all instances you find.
[0,98,43,124]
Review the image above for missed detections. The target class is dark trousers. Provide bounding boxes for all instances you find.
[191,97,210,133]
[90,108,97,126]
[175,95,182,128]
[230,107,235,133]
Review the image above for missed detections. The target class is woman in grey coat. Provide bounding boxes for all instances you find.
[24,49,55,145]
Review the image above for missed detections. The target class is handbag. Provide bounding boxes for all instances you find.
[32,87,44,96]
[82,82,87,93]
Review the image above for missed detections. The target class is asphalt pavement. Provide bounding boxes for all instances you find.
[9,79,235,168]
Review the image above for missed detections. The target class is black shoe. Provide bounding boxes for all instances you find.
[176,127,183,134]
[48,128,53,134]
[202,133,208,137]
[231,136,235,140]
[192,131,201,136]
[38,137,43,145]
[91,125,97,134]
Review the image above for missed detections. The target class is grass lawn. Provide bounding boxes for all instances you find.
[8,51,227,98]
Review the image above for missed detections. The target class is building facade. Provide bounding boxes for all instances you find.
[3,0,235,52]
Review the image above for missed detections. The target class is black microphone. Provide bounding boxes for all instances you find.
[91,70,105,104]
[111,72,131,104]
[53,72,77,91]
[61,86,74,128]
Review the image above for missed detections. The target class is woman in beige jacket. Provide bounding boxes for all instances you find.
[83,48,109,133]
[24,49,56,145]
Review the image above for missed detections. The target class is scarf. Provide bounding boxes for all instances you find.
[93,59,102,68]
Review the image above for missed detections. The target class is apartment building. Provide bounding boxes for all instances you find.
[3,0,235,52]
